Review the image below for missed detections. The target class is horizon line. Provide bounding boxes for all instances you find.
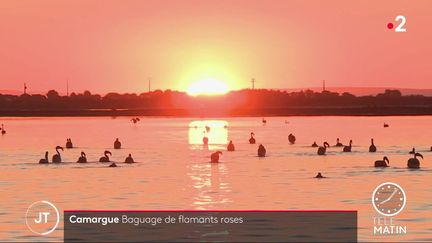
[2,85,432,96]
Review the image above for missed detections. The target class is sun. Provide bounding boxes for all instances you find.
[187,78,229,96]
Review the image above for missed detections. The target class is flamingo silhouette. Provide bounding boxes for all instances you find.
[227,140,235,151]
[39,152,49,164]
[343,140,352,152]
[66,138,73,149]
[407,153,423,169]
[52,146,63,163]
[125,154,135,163]
[202,131,209,145]
[114,138,122,149]
[99,150,112,162]
[1,124,6,135]
[211,151,222,163]
[317,142,330,155]
[335,138,343,147]
[249,132,256,144]
[369,138,377,152]
[258,144,266,157]
[374,156,389,167]
[77,152,87,163]
[288,133,296,144]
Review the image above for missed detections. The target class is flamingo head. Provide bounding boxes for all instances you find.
[251,132,255,136]
[56,146,64,151]
[324,142,330,147]
[216,151,223,155]
[383,156,389,163]
[81,151,86,157]
[415,153,423,159]
[104,150,112,156]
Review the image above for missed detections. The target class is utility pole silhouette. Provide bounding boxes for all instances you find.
[251,78,256,90]
[148,78,151,93]
[66,79,69,96]
[322,80,326,92]
[23,83,27,95]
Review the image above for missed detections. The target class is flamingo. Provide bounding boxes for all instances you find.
[202,131,209,145]
[315,172,326,178]
[114,138,122,149]
[343,140,352,152]
[39,152,49,164]
[258,144,266,157]
[131,118,138,124]
[249,132,256,144]
[99,150,112,162]
[125,154,135,163]
[311,141,318,147]
[374,156,389,167]
[1,124,5,135]
[66,138,73,149]
[262,118,267,125]
[77,152,87,163]
[317,142,330,155]
[384,123,389,128]
[52,146,63,163]
[211,151,222,163]
[109,163,117,167]
[369,138,377,152]
[288,133,296,144]
[227,140,235,151]
[407,152,423,169]
[335,138,343,147]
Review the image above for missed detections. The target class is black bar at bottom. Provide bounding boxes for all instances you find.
[64,210,357,242]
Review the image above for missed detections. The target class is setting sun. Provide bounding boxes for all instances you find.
[186,78,229,96]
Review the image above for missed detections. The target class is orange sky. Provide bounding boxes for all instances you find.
[0,0,431,94]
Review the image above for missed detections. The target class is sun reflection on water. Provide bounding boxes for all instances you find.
[189,162,231,210]
[188,120,228,149]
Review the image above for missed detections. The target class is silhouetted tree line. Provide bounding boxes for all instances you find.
[0,89,431,111]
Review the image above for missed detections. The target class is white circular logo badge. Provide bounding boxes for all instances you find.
[25,200,59,235]
[372,182,406,217]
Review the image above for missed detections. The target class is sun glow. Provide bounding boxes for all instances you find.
[187,78,229,96]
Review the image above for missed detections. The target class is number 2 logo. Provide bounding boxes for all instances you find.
[395,15,407,32]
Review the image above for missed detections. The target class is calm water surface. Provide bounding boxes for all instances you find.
[0,116,431,242]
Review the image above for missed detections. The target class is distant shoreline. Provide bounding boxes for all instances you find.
[1,106,432,117]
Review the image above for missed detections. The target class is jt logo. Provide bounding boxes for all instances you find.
[34,212,50,224]
[26,201,60,235]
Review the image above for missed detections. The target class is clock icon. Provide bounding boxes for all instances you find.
[372,182,406,217]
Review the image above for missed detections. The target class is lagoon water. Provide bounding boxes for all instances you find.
[0,116,431,242]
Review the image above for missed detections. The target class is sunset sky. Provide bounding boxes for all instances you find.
[0,0,431,94]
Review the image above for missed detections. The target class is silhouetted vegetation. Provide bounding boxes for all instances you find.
[1,89,432,116]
